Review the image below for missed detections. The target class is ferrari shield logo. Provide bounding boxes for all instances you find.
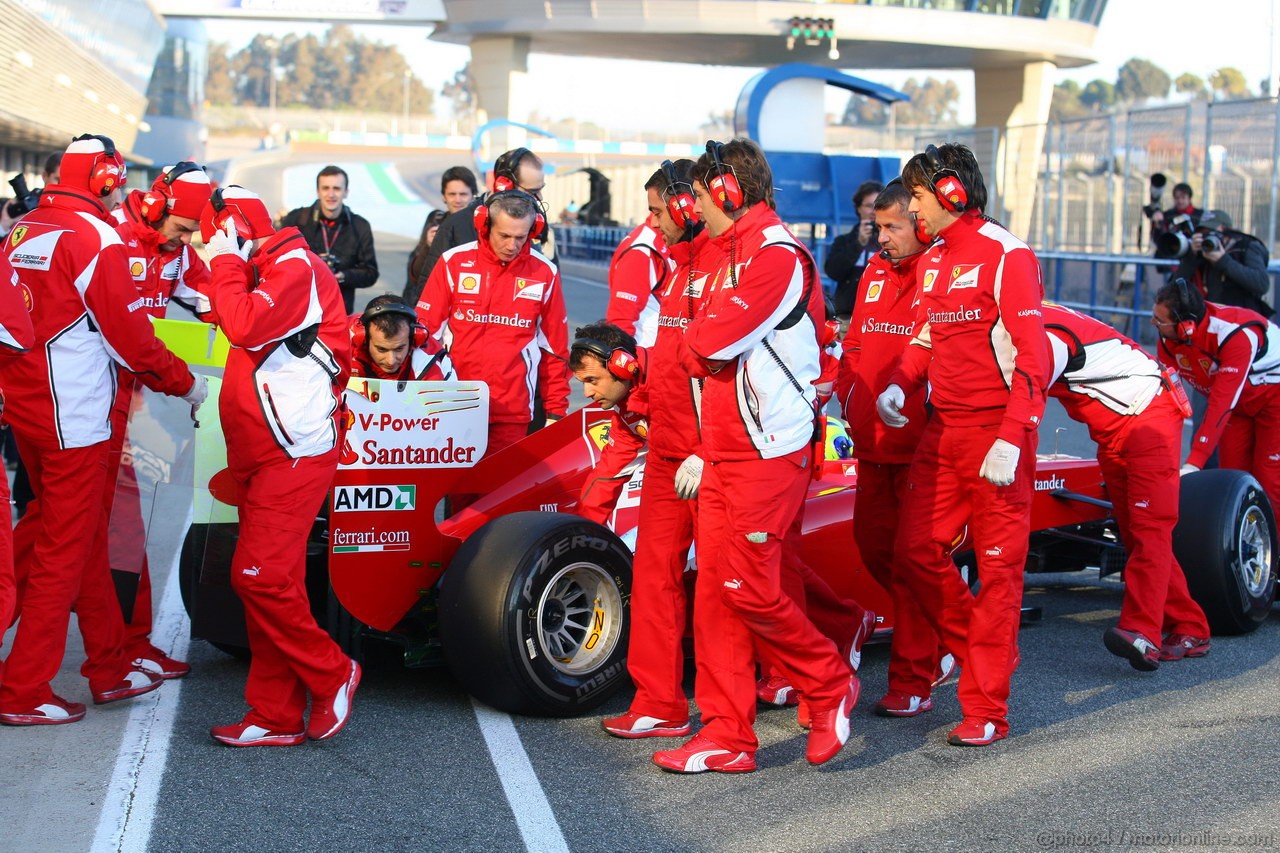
[588,421,611,451]
[9,226,27,247]
[949,264,981,290]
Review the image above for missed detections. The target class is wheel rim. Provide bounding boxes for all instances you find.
[535,561,624,675]
[1236,503,1273,598]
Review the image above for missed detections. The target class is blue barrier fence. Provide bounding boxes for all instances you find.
[553,225,1280,346]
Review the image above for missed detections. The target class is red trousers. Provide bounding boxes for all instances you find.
[626,452,696,722]
[1101,396,1208,641]
[104,377,155,656]
[855,460,944,698]
[0,471,13,645]
[1,436,127,709]
[1219,385,1280,515]
[229,449,349,731]
[895,422,1036,733]
[693,451,851,753]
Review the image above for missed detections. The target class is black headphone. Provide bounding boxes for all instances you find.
[1171,277,1201,339]
[571,337,639,381]
[357,300,428,349]
[923,144,968,212]
[493,147,532,194]
[704,141,744,212]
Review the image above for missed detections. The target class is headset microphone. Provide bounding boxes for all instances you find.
[879,247,927,263]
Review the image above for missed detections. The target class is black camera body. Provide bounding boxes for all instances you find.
[1201,232,1223,254]
[1155,214,1196,259]
[6,175,41,218]
[319,252,342,274]
[1142,172,1168,220]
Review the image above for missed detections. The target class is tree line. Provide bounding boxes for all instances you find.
[1050,59,1264,120]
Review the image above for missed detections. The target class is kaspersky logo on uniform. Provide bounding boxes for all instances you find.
[332,485,416,512]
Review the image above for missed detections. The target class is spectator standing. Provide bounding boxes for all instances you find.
[280,165,378,313]
[824,180,884,330]
[1174,210,1272,318]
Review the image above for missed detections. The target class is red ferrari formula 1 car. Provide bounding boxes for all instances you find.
[176,377,1276,717]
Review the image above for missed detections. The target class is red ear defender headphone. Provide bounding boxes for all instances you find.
[72,133,127,198]
[660,160,699,229]
[492,147,531,194]
[705,141,744,213]
[139,161,203,224]
[474,190,546,241]
[572,337,639,381]
[1173,277,1200,339]
[924,144,968,212]
[355,301,428,350]
[208,186,251,239]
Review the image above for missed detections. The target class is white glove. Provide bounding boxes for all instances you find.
[876,384,909,428]
[181,374,209,425]
[979,438,1021,487]
[206,219,249,261]
[544,415,562,429]
[674,454,703,500]
[1180,463,1200,476]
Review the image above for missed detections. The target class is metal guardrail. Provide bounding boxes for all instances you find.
[552,226,1280,345]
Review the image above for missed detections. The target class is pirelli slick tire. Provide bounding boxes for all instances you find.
[439,512,631,717]
[1174,469,1277,635]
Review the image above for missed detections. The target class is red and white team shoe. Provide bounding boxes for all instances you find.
[805,675,859,765]
[92,668,163,705]
[932,653,960,688]
[846,609,878,672]
[797,698,811,730]
[307,659,361,740]
[602,711,691,739]
[947,717,1007,747]
[652,734,757,774]
[211,721,305,748]
[0,694,87,726]
[132,645,191,680]
[874,691,934,718]
[1104,627,1160,671]
[755,675,799,707]
[1159,633,1211,662]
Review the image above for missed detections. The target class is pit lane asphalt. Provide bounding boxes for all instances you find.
[7,149,1280,852]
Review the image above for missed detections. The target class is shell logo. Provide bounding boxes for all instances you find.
[865,282,883,302]
[19,283,32,312]
[460,275,479,292]
[130,260,145,278]
[922,270,938,292]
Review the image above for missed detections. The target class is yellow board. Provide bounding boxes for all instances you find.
[153,318,230,368]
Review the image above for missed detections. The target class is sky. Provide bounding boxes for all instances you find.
[203,0,1280,134]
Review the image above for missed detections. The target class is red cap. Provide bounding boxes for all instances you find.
[60,134,126,197]
[153,163,213,220]
[199,185,274,243]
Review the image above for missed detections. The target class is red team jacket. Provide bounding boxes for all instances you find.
[836,250,928,464]
[647,229,725,459]
[1156,301,1280,469]
[416,233,570,424]
[208,228,353,467]
[112,189,214,321]
[0,253,35,364]
[605,221,670,346]
[889,210,1049,445]
[1043,302,1173,444]
[1,186,195,449]
[681,203,825,462]
[577,348,650,524]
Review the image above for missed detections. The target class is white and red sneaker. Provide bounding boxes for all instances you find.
[132,645,191,680]
[805,675,859,765]
[602,711,691,739]
[846,609,878,672]
[755,675,799,707]
[947,717,1007,747]
[0,694,87,726]
[932,653,959,688]
[92,668,163,705]
[652,734,756,774]
[211,721,305,747]
[874,691,933,718]
[307,659,361,740]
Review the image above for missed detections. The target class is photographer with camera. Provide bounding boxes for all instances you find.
[281,165,378,313]
[824,180,883,331]
[1171,210,1273,317]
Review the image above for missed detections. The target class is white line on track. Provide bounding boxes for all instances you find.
[90,537,191,853]
[471,699,570,853]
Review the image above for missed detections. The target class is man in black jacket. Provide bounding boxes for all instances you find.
[413,148,547,293]
[1175,209,1273,318]
[824,180,884,331]
[281,165,378,312]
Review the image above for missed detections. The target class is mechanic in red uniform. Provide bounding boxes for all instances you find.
[653,139,857,773]
[102,161,217,680]
[0,255,36,656]
[878,143,1050,747]
[348,295,452,382]
[599,160,720,739]
[605,209,670,346]
[836,180,952,718]
[569,322,648,524]
[0,134,204,725]
[1042,302,1211,669]
[416,190,570,456]
[1154,279,1280,509]
[199,186,360,747]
